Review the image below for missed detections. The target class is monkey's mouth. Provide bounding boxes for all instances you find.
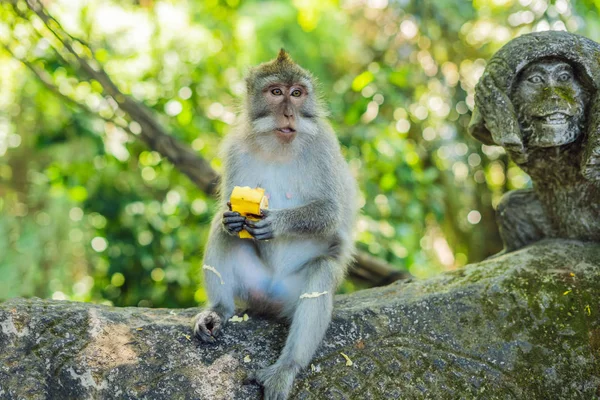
[275,127,297,143]
[277,127,296,134]
[536,112,571,126]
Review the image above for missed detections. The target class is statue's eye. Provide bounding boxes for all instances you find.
[291,89,302,97]
[271,88,283,96]
[558,72,572,82]
[528,75,543,84]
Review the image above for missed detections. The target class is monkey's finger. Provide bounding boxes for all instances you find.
[245,219,270,229]
[225,228,243,236]
[244,225,272,236]
[224,221,245,229]
[223,216,245,224]
[211,321,223,337]
[193,323,216,343]
[227,201,232,211]
[223,211,243,218]
[253,232,274,241]
[197,331,216,343]
[196,318,212,335]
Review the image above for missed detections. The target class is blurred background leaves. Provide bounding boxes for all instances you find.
[1,0,599,307]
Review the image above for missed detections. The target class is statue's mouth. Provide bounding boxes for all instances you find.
[526,109,580,148]
[537,112,571,126]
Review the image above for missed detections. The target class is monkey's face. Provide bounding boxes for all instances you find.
[261,81,311,144]
[511,59,589,148]
[248,76,320,149]
[245,51,322,155]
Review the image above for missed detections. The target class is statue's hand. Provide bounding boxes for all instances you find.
[476,73,527,163]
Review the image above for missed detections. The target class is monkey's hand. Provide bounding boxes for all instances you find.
[192,309,226,343]
[244,209,276,240]
[222,210,245,236]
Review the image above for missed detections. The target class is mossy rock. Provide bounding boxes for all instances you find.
[1,239,599,399]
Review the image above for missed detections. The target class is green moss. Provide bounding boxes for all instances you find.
[553,86,577,103]
[536,86,577,104]
[478,254,600,397]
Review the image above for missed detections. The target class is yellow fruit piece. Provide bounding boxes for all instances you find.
[340,352,353,366]
[230,186,269,239]
[239,230,254,239]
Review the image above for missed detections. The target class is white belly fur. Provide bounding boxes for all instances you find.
[233,156,330,305]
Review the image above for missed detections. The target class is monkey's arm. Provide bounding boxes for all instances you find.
[192,217,237,342]
[244,198,341,240]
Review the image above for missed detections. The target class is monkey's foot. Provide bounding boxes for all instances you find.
[192,310,224,343]
[251,362,300,400]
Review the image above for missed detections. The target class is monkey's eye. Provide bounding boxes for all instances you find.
[291,89,302,97]
[557,72,572,82]
[271,88,283,96]
[528,75,543,84]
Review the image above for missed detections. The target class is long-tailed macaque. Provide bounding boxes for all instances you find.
[192,50,357,400]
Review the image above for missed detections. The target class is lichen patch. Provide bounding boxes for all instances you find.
[190,354,239,399]
[0,315,30,338]
[82,309,138,370]
[67,367,109,391]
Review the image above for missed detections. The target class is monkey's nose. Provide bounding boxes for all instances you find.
[283,105,294,118]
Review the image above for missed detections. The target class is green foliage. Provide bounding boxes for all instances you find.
[1,0,598,307]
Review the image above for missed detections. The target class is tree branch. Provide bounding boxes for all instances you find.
[23,0,220,196]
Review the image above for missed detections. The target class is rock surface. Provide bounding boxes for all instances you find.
[1,239,599,399]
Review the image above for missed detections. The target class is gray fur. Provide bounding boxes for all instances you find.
[193,52,357,400]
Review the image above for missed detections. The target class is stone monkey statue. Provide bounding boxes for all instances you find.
[469,31,600,253]
[192,50,358,400]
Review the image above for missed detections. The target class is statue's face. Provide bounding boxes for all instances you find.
[511,59,589,148]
